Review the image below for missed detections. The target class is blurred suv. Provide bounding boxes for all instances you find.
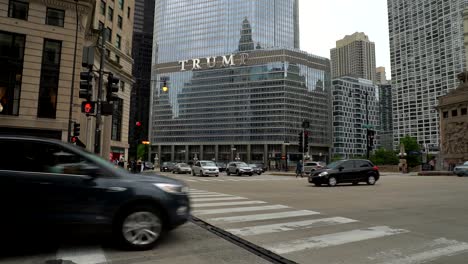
[226,162,253,176]
[192,160,219,177]
[309,159,380,187]
[248,164,263,175]
[0,136,190,250]
[160,162,176,172]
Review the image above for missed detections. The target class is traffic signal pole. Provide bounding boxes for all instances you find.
[94,29,106,154]
[67,0,79,142]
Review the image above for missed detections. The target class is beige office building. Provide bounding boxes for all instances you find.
[0,0,94,140]
[376,66,388,85]
[330,32,376,83]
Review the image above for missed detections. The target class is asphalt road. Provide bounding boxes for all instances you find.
[3,172,468,264]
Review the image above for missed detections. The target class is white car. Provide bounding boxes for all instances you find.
[454,161,468,177]
[192,160,219,177]
[226,162,254,176]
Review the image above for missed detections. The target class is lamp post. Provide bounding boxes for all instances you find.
[67,0,79,142]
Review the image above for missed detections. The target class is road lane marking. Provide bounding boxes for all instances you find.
[192,197,247,202]
[193,201,267,208]
[193,205,290,215]
[57,246,107,264]
[190,194,234,198]
[208,210,321,223]
[373,238,468,264]
[264,226,409,254]
[226,217,358,236]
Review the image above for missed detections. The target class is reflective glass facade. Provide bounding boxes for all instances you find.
[154,0,299,63]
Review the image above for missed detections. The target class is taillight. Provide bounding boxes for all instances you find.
[373,166,379,171]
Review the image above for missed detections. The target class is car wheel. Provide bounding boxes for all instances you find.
[227,170,231,176]
[200,171,204,177]
[215,174,219,177]
[327,176,337,187]
[192,170,196,176]
[314,183,322,187]
[114,205,163,250]
[367,175,376,185]
[352,181,359,185]
[237,170,241,176]
[248,173,253,176]
[172,171,175,174]
[258,173,262,175]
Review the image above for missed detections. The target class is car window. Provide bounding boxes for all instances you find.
[326,160,344,169]
[237,162,248,166]
[355,160,372,168]
[464,161,468,166]
[341,161,355,169]
[201,161,216,166]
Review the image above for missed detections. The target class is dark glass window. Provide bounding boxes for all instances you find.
[117,15,123,29]
[452,109,458,117]
[100,0,106,15]
[356,160,371,167]
[127,7,131,18]
[461,108,467,116]
[111,98,123,141]
[106,27,112,42]
[108,6,113,21]
[38,39,62,119]
[105,49,110,58]
[116,34,121,49]
[118,0,124,10]
[8,0,28,20]
[0,31,25,116]
[115,55,120,64]
[46,8,65,27]
[98,21,104,30]
[443,111,448,118]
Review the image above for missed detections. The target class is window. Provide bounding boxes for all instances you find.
[38,39,62,119]
[106,27,112,42]
[117,15,123,29]
[105,49,110,58]
[46,8,65,27]
[100,0,106,15]
[111,98,123,141]
[0,31,25,116]
[115,55,120,64]
[120,81,125,92]
[356,160,371,167]
[452,109,458,117]
[118,0,124,10]
[108,6,113,21]
[127,6,131,18]
[443,111,448,118]
[98,21,104,30]
[461,108,467,116]
[8,0,28,20]
[116,34,121,49]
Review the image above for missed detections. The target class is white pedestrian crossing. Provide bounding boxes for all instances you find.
[190,194,234,198]
[192,196,247,202]
[193,200,267,208]
[193,205,290,215]
[226,217,358,236]
[207,210,321,223]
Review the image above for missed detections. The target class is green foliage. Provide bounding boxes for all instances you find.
[370,148,399,165]
[137,144,147,161]
[331,155,342,162]
[400,135,421,168]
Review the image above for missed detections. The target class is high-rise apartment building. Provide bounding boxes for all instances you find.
[332,77,379,158]
[129,0,155,159]
[0,0,94,140]
[388,0,468,148]
[376,66,388,85]
[379,84,393,150]
[151,0,332,166]
[330,32,376,83]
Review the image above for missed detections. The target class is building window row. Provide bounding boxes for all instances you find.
[8,0,64,28]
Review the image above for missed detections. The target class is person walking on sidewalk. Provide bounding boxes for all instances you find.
[295,160,303,178]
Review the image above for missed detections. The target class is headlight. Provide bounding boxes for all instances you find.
[154,183,189,194]
[318,171,329,177]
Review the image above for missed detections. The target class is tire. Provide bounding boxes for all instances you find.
[192,170,196,176]
[200,171,204,177]
[248,173,253,176]
[215,174,219,177]
[327,176,337,187]
[237,170,241,176]
[172,171,175,174]
[114,205,164,251]
[367,175,376,185]
[227,170,230,176]
[352,181,359,185]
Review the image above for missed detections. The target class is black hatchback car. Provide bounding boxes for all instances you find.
[0,136,190,250]
[309,159,380,187]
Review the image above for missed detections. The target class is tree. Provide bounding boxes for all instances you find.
[137,144,147,161]
[370,148,399,165]
[400,136,421,168]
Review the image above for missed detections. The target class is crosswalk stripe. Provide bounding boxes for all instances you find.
[193,205,289,215]
[264,226,409,254]
[184,179,197,182]
[193,201,267,208]
[57,246,107,264]
[190,194,234,198]
[208,210,321,223]
[192,197,247,202]
[226,217,358,236]
[376,238,468,264]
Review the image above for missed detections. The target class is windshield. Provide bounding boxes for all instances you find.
[237,162,248,167]
[178,163,189,167]
[201,161,216,167]
[249,164,258,167]
[325,160,344,169]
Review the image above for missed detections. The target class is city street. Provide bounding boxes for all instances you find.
[3,173,468,264]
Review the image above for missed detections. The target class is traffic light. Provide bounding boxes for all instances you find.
[304,131,309,153]
[298,131,303,153]
[162,81,168,92]
[81,101,96,115]
[106,73,120,101]
[367,129,376,150]
[79,70,93,100]
[73,122,80,137]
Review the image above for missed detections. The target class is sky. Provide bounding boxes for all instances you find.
[299,0,390,80]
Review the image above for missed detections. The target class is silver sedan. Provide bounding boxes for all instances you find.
[454,161,468,177]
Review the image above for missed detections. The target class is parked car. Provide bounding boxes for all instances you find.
[144,161,155,170]
[303,161,325,175]
[253,162,267,172]
[226,162,254,176]
[160,162,176,172]
[173,163,192,174]
[0,136,190,250]
[309,159,380,187]
[216,162,227,172]
[248,164,263,175]
[453,161,468,176]
[192,160,219,177]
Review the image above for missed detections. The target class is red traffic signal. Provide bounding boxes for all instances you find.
[71,136,78,143]
[136,121,142,127]
[81,101,96,114]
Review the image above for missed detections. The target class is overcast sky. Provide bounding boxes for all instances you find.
[299,0,390,79]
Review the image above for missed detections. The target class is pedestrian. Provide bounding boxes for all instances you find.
[429,159,435,171]
[296,160,303,178]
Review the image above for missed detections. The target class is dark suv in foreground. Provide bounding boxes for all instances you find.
[309,159,380,187]
[0,136,190,250]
